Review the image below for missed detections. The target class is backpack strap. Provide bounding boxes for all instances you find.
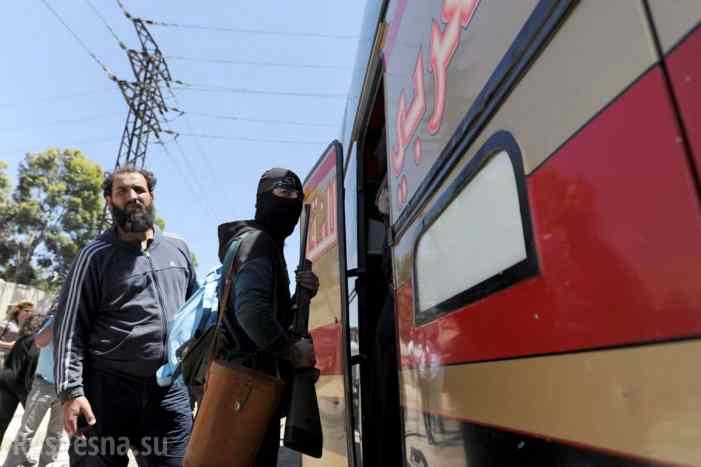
[170,234,248,385]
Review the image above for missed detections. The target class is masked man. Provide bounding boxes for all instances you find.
[54,166,198,467]
[215,168,319,467]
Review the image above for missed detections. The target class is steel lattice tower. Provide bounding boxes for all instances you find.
[100,13,175,228]
[114,17,172,168]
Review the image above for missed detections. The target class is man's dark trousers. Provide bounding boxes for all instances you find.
[69,368,192,467]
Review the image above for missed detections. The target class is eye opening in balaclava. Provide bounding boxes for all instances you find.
[255,168,304,241]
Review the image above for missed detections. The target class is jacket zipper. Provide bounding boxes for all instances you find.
[144,250,168,359]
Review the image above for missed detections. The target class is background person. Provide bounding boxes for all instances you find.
[0,302,34,368]
[3,313,64,467]
[0,312,42,446]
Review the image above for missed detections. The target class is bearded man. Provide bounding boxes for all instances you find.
[54,166,198,467]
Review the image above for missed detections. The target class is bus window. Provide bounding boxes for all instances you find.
[414,133,538,323]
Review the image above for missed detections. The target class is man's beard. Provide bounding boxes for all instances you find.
[111,201,156,233]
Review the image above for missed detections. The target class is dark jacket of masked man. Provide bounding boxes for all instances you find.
[215,168,318,467]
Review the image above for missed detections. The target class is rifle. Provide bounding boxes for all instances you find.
[283,204,323,458]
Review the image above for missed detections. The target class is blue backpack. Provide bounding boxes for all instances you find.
[156,234,247,388]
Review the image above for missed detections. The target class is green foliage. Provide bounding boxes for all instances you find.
[155,216,166,231]
[0,162,13,271]
[0,149,104,289]
[0,161,10,203]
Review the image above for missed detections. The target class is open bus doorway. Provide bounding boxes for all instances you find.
[352,73,404,467]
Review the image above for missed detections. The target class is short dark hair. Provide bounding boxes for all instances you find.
[102,165,157,197]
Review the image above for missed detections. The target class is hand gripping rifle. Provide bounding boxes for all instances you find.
[283,204,323,458]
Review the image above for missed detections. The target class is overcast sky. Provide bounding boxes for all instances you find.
[0,1,368,281]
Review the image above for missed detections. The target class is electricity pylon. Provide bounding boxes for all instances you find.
[100,9,176,228]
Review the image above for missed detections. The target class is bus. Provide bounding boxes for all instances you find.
[300,1,701,465]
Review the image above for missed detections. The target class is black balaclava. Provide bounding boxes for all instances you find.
[254,168,304,241]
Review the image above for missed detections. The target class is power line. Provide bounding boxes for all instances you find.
[3,137,118,156]
[171,83,346,99]
[0,113,122,133]
[108,0,174,169]
[165,55,351,71]
[144,20,358,40]
[185,111,335,128]
[168,138,205,197]
[84,0,128,50]
[164,90,221,194]
[155,139,217,223]
[164,131,326,145]
[0,89,113,109]
[110,0,221,224]
[39,0,116,79]
[167,133,222,223]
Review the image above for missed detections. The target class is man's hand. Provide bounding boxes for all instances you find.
[63,396,96,439]
[288,337,316,368]
[295,270,320,298]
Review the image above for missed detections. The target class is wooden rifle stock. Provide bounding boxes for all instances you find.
[284,204,323,458]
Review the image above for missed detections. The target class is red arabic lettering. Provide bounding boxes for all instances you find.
[325,179,337,239]
[414,138,422,165]
[428,0,479,134]
[398,174,408,204]
[306,177,337,258]
[308,197,319,252]
[390,52,426,176]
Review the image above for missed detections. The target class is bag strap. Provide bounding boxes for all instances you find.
[204,230,285,387]
[205,233,249,370]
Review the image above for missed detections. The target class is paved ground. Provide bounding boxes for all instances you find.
[1,408,299,467]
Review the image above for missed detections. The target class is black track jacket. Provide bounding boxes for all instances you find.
[53,226,197,402]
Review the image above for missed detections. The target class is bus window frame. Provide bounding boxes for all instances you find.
[411,131,539,325]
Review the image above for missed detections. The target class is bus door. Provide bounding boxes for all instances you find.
[301,141,354,467]
[344,65,404,466]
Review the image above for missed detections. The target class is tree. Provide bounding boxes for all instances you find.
[0,149,104,289]
[0,162,13,270]
[0,162,9,203]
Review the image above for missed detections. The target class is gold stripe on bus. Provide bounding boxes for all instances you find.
[308,244,342,331]
[400,340,701,466]
[435,0,658,187]
[648,0,701,53]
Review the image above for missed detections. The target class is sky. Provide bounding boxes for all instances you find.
[0,1,368,281]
